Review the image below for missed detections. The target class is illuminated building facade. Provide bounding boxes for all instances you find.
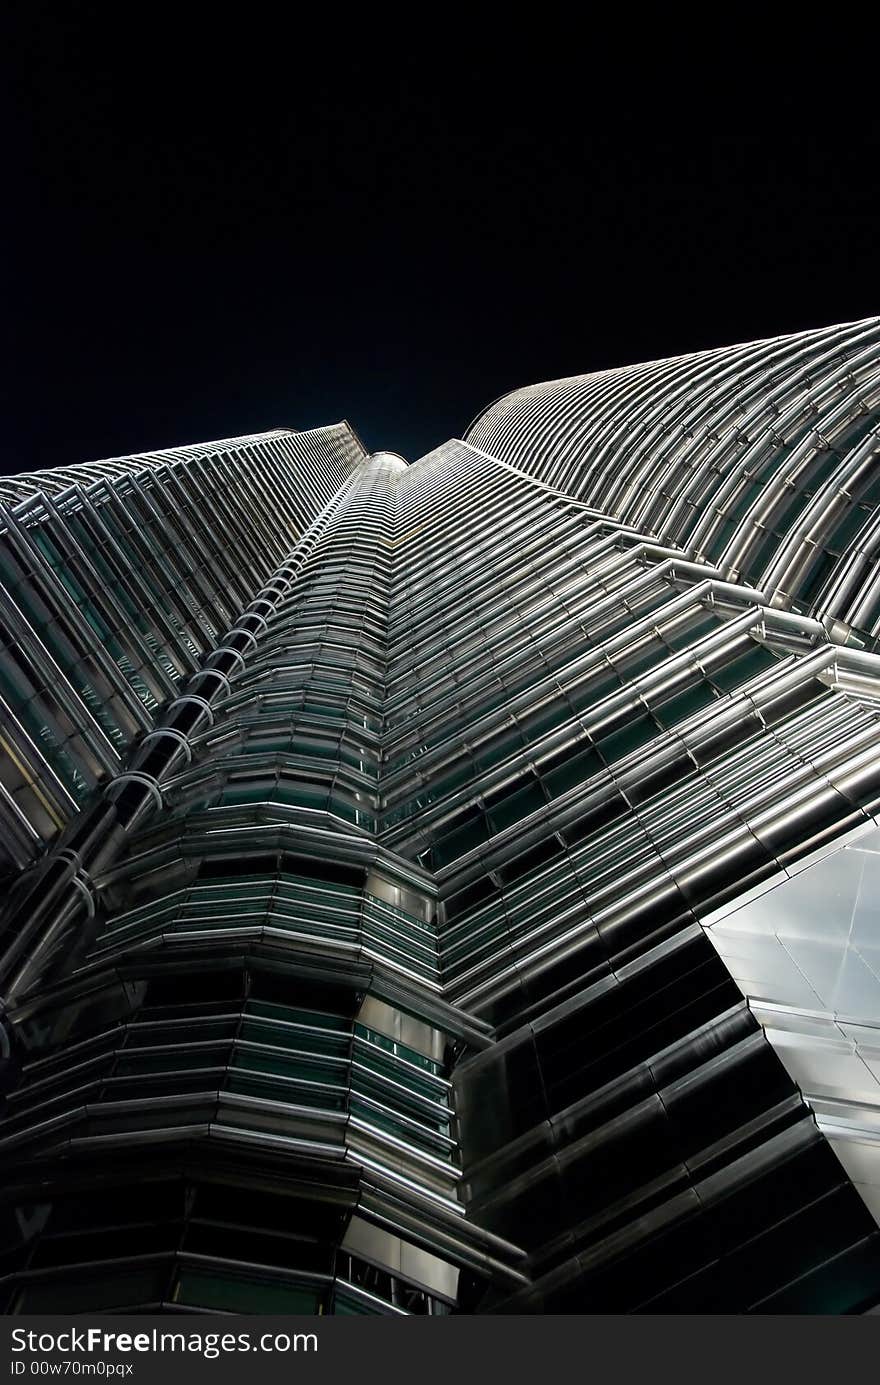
[3,318,880,1312]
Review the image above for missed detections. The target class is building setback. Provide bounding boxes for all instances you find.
[2,319,880,1312]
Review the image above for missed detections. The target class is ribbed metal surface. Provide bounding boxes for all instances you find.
[0,425,365,872]
[2,321,880,1313]
[467,317,880,635]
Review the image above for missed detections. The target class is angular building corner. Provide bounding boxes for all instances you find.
[2,319,880,1312]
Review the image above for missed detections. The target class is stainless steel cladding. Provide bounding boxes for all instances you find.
[2,320,880,1313]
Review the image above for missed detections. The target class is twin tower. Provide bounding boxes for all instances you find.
[2,318,880,1312]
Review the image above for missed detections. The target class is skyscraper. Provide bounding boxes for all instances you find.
[2,318,880,1313]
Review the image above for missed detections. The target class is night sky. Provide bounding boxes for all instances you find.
[5,15,880,471]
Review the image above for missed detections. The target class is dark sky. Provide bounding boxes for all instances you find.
[5,14,880,470]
